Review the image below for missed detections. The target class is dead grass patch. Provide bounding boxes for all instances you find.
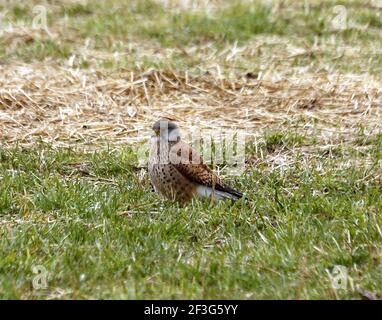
[0,62,380,150]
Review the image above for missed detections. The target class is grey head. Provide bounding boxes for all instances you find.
[152,119,181,141]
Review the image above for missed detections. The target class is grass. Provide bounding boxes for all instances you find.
[0,0,381,300]
[2,0,382,74]
[13,40,72,62]
[0,131,381,299]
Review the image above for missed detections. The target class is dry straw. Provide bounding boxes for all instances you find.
[0,62,381,149]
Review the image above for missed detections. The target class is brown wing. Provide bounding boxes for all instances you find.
[169,141,242,198]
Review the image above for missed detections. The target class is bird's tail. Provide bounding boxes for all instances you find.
[196,184,243,201]
[216,184,243,200]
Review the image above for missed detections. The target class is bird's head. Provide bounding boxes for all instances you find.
[152,119,181,142]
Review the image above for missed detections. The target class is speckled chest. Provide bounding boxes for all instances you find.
[148,138,196,203]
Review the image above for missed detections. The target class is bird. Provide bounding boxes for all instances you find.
[148,119,243,205]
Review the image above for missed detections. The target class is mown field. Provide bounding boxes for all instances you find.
[0,0,381,299]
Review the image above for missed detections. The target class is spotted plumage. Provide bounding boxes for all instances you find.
[148,119,243,205]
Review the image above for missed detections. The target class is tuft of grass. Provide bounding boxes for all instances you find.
[263,131,306,153]
[246,130,306,156]
[140,3,284,46]
[357,11,382,29]
[13,40,72,61]
[10,5,30,20]
[61,3,94,16]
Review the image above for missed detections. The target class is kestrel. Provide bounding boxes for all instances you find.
[148,119,243,204]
